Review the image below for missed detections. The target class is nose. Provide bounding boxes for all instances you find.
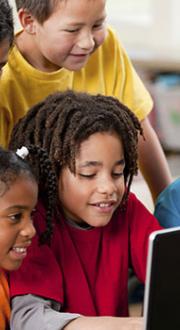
[20,218,36,239]
[97,175,117,197]
[77,30,95,51]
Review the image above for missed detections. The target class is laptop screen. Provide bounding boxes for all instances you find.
[143,227,180,330]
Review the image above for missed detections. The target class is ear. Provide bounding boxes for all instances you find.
[18,8,37,34]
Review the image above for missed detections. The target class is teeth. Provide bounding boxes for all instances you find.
[99,203,110,208]
[12,247,26,253]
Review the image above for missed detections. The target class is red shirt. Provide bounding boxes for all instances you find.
[10,193,162,316]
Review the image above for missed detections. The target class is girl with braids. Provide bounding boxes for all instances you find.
[9,91,162,330]
[0,145,56,329]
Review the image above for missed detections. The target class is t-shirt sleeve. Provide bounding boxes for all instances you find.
[154,178,180,228]
[128,193,162,283]
[105,27,153,121]
[11,294,81,330]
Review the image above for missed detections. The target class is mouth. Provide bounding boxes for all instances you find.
[9,242,32,260]
[70,53,89,57]
[90,200,117,213]
[12,247,27,253]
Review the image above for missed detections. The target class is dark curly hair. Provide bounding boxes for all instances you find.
[3,145,57,244]
[9,90,143,206]
[0,0,14,45]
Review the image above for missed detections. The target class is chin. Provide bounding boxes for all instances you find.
[3,261,22,271]
[65,60,89,72]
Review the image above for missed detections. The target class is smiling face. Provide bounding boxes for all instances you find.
[59,132,125,227]
[0,175,38,271]
[20,0,107,72]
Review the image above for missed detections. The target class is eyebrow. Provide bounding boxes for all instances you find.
[79,159,125,168]
[67,15,107,27]
[6,205,29,211]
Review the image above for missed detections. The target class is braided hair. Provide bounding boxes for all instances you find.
[9,90,143,206]
[6,144,57,244]
[23,145,57,244]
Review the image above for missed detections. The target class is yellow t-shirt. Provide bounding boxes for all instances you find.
[0,27,152,147]
[0,271,10,329]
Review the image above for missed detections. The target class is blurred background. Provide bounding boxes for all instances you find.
[9,0,180,211]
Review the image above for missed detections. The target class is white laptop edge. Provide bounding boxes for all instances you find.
[143,226,180,330]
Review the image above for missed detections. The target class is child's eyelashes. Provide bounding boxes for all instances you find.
[79,173,95,179]
[64,22,105,34]
[93,23,105,30]
[8,208,36,223]
[112,172,124,178]
[64,28,79,33]
[8,213,22,223]
[78,172,124,179]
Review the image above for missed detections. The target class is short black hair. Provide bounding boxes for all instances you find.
[15,0,60,24]
[0,0,14,46]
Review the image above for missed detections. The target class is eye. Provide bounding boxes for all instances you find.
[79,173,96,179]
[93,23,103,29]
[112,172,124,178]
[8,213,22,223]
[93,19,106,30]
[64,28,79,33]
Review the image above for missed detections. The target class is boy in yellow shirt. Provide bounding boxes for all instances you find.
[0,0,171,201]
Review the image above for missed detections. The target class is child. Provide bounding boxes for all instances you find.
[0,0,14,75]
[0,145,56,329]
[154,177,180,227]
[9,90,162,330]
[0,0,171,201]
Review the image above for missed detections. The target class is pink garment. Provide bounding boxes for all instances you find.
[10,193,162,316]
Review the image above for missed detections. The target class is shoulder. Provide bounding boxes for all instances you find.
[154,178,180,227]
[125,192,159,227]
[156,178,180,205]
[100,25,125,55]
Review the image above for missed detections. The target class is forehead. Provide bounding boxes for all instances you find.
[77,132,123,160]
[0,173,37,198]
[49,0,106,19]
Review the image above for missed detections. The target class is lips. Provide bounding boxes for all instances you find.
[9,241,32,260]
[94,202,115,208]
[12,247,27,253]
[70,53,90,57]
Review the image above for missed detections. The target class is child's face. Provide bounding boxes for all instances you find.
[0,176,37,271]
[59,132,125,227]
[26,0,106,71]
[0,38,10,76]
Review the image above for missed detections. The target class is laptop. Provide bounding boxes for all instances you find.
[143,226,180,330]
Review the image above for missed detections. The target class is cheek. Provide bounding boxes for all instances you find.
[94,28,107,46]
[0,227,14,253]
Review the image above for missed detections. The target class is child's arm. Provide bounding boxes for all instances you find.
[65,316,143,330]
[11,295,143,330]
[11,295,81,330]
[138,117,172,202]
